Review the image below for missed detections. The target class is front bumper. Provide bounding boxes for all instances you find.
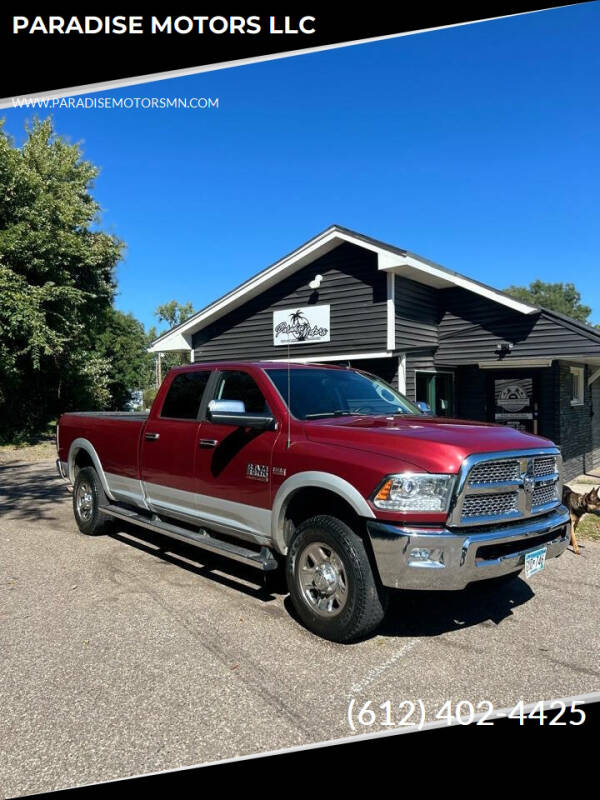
[366,506,570,590]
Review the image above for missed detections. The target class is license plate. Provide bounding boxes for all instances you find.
[525,546,547,578]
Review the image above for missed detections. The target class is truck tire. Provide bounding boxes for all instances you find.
[72,466,114,536]
[286,515,388,643]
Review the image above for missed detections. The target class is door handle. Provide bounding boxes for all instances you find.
[198,439,218,448]
[144,432,160,441]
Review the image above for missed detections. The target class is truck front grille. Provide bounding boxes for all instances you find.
[468,460,520,485]
[532,483,559,508]
[448,449,562,527]
[533,456,557,477]
[462,492,519,519]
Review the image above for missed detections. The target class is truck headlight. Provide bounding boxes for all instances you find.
[371,474,455,512]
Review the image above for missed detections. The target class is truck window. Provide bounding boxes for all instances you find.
[214,371,271,414]
[265,367,420,419]
[160,371,211,419]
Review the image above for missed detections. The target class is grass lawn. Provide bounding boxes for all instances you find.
[0,432,57,464]
[575,512,600,543]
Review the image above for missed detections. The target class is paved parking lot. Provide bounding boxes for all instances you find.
[1,459,599,796]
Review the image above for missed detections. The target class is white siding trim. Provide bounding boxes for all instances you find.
[381,256,536,315]
[477,359,553,369]
[477,356,600,369]
[397,353,407,395]
[386,272,396,351]
[588,367,600,386]
[152,331,192,353]
[270,351,393,364]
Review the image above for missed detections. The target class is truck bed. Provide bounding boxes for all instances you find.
[58,411,148,479]
[60,411,149,421]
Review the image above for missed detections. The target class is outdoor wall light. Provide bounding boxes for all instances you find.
[309,274,323,289]
[496,341,513,355]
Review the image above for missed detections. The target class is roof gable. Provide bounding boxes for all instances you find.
[149,224,538,352]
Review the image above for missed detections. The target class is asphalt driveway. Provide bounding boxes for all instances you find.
[1,459,599,796]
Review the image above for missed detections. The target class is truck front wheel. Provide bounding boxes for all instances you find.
[286,515,388,643]
[72,466,114,536]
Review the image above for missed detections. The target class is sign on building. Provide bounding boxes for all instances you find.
[273,305,330,346]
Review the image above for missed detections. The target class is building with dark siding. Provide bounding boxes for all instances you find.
[149,225,600,481]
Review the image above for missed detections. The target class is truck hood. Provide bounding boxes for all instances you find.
[304,415,555,474]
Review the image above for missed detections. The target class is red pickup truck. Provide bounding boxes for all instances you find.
[56,361,570,642]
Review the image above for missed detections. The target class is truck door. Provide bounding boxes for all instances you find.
[194,369,281,540]
[140,369,211,521]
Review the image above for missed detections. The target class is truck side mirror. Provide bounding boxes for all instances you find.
[208,399,276,430]
[416,401,432,414]
[209,399,246,414]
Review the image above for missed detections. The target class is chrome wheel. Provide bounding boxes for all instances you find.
[297,541,348,617]
[76,481,94,522]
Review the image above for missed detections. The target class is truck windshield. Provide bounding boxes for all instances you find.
[265,367,421,420]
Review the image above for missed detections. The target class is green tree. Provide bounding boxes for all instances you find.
[98,309,155,410]
[503,280,592,323]
[0,117,123,440]
[154,300,194,328]
[149,300,196,380]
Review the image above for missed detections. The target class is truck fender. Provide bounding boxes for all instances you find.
[271,471,375,554]
[68,438,116,502]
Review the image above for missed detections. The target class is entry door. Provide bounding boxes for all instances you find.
[488,373,539,433]
[195,369,281,539]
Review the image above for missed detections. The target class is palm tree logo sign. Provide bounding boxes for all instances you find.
[288,309,311,341]
[274,309,328,343]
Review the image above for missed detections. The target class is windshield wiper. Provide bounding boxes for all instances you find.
[366,411,411,416]
[304,410,360,419]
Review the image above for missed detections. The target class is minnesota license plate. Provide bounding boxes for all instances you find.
[525,546,547,578]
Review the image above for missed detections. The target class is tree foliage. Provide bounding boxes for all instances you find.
[0,119,200,440]
[148,300,196,377]
[0,118,124,440]
[504,280,593,324]
[98,309,155,410]
[154,300,194,328]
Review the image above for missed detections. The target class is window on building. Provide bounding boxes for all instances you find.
[415,371,455,417]
[160,371,211,419]
[570,366,585,406]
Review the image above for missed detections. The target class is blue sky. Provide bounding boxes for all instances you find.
[3,3,599,331]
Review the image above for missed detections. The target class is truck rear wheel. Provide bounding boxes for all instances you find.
[72,466,114,536]
[286,515,388,643]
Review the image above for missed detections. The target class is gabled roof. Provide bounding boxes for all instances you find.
[540,307,600,344]
[148,224,539,352]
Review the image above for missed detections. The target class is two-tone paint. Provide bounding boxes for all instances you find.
[57,362,570,581]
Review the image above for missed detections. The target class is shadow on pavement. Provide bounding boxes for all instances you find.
[0,461,68,522]
[282,576,535,643]
[108,520,282,604]
[378,577,534,638]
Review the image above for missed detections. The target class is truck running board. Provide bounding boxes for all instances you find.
[99,504,279,572]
